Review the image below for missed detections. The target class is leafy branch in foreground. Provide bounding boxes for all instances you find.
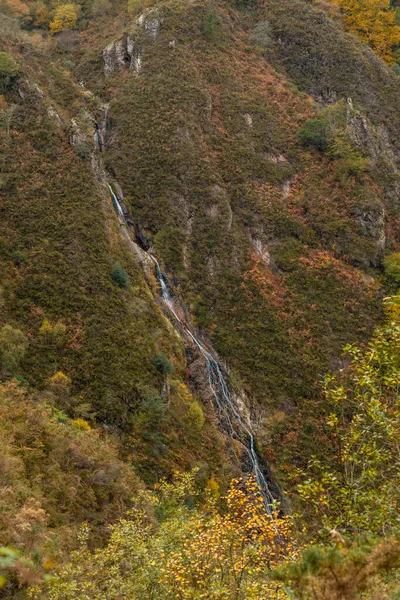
[295,298,400,536]
[30,472,297,600]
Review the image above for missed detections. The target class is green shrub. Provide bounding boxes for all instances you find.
[383,253,400,283]
[202,10,224,42]
[185,400,205,432]
[0,325,28,374]
[76,143,91,159]
[11,250,28,266]
[62,60,76,71]
[111,263,130,290]
[0,52,19,92]
[334,154,370,179]
[297,118,329,151]
[154,353,174,375]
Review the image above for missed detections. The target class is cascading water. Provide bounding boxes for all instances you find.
[107,185,278,513]
[108,184,126,219]
[151,257,276,512]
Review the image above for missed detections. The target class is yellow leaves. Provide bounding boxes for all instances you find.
[327,412,338,427]
[158,476,296,598]
[334,0,400,62]
[49,4,78,33]
[206,474,221,498]
[39,319,66,338]
[72,418,91,431]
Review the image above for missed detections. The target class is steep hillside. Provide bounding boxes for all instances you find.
[0,0,400,595]
[74,0,399,467]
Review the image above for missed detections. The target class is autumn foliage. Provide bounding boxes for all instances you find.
[334,0,400,62]
[31,472,297,600]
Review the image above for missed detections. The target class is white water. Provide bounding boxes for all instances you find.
[150,262,276,512]
[108,185,126,219]
[109,188,277,513]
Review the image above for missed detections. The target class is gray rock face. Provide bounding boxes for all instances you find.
[70,118,88,148]
[103,35,143,76]
[347,101,397,169]
[102,8,162,76]
[103,39,130,76]
[136,9,162,38]
[352,205,386,251]
[250,236,271,265]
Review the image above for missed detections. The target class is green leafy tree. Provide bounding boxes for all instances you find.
[295,303,400,535]
[111,262,130,290]
[0,52,19,92]
[0,324,28,375]
[274,534,400,600]
[297,118,329,151]
[384,252,400,283]
[202,10,224,42]
[154,352,174,374]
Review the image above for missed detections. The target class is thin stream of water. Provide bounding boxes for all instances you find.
[108,187,277,512]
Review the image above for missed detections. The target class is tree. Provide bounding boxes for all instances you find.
[0,324,28,375]
[154,352,174,374]
[0,52,19,93]
[274,534,400,600]
[33,2,52,27]
[111,262,130,290]
[2,0,29,18]
[49,3,78,33]
[297,118,329,151]
[184,400,205,432]
[295,299,400,536]
[383,252,400,282]
[336,0,400,62]
[30,472,296,599]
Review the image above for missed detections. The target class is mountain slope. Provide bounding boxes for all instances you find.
[0,0,400,595]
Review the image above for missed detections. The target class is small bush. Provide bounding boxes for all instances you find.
[76,142,91,159]
[0,324,28,374]
[297,118,329,151]
[185,401,205,432]
[11,250,28,266]
[72,418,91,431]
[39,319,67,341]
[0,52,19,92]
[154,353,174,375]
[111,263,130,290]
[392,64,400,76]
[62,60,76,70]
[334,154,370,179]
[202,10,224,42]
[383,253,400,282]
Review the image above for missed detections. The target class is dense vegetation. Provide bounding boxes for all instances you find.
[0,0,399,596]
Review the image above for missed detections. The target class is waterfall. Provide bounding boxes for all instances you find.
[150,258,276,513]
[108,188,278,513]
[108,185,126,220]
